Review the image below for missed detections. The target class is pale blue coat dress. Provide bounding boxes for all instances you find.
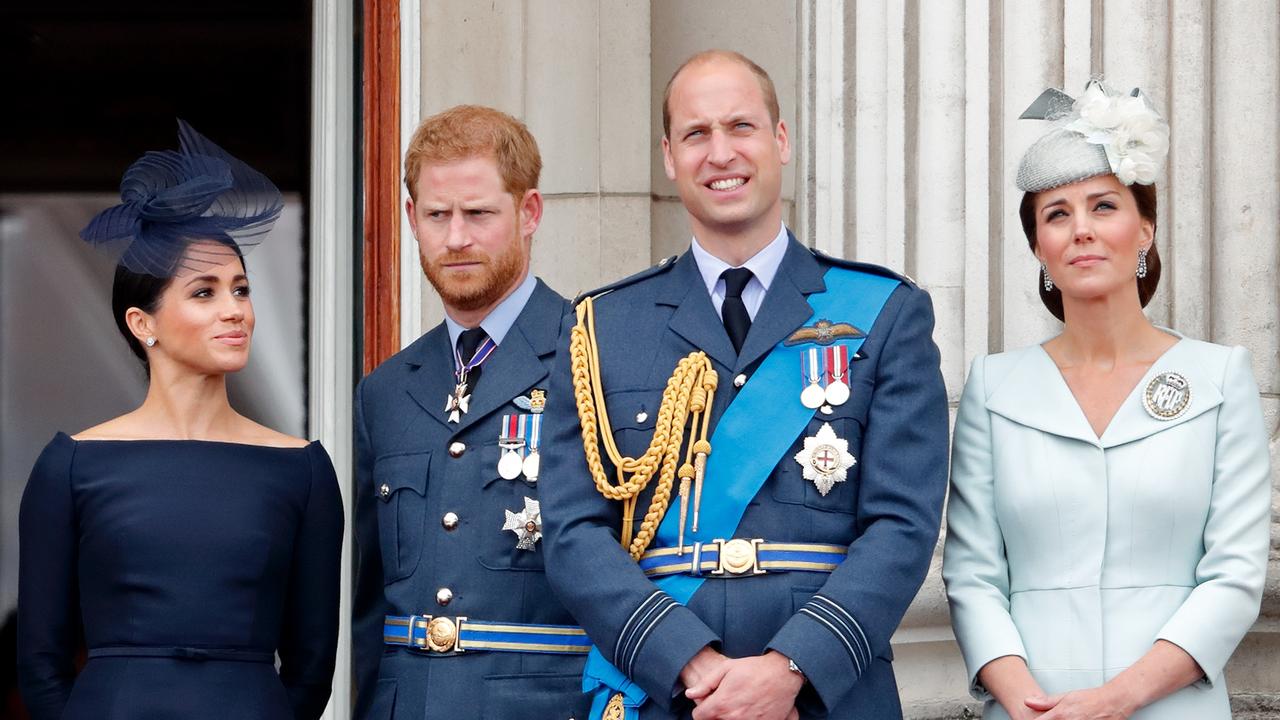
[943,336,1271,719]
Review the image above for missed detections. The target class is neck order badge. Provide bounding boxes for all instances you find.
[581,265,901,719]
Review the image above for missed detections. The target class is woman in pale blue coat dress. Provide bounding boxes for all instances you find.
[943,82,1271,720]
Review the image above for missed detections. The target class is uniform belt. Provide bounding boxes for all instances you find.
[638,539,848,578]
[383,615,591,655]
[87,646,275,663]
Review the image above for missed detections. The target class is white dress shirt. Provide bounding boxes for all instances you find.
[689,224,788,321]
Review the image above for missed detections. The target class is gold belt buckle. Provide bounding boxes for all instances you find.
[412,615,468,653]
[711,538,765,576]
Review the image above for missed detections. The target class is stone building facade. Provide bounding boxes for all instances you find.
[395,1,1278,716]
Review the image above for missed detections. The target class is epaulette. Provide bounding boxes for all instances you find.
[809,248,918,287]
[573,255,680,306]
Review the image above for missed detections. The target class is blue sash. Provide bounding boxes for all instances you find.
[585,266,901,719]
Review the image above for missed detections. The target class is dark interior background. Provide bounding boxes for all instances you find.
[0,1,312,193]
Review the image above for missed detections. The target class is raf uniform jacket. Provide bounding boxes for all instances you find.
[944,338,1272,719]
[539,237,950,719]
[353,280,590,720]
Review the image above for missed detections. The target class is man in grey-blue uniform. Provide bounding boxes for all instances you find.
[539,51,949,720]
[353,105,590,720]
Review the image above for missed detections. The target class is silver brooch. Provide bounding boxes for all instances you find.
[1142,371,1191,421]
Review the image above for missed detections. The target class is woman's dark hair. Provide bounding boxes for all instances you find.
[111,239,246,367]
[1019,181,1161,322]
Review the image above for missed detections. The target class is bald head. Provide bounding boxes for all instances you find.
[662,50,781,138]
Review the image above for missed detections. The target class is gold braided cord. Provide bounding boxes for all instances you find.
[571,297,717,560]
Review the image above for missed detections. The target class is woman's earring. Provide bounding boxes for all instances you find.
[1136,248,1149,279]
[1041,264,1054,291]
[145,336,157,348]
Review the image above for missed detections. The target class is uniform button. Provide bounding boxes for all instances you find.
[436,587,453,606]
[733,373,747,388]
[441,512,459,530]
[635,411,648,423]
[820,404,834,415]
[448,441,466,458]
[378,483,390,499]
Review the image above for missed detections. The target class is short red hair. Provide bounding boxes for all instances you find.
[403,105,542,201]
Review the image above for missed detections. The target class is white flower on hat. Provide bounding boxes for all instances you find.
[1062,81,1169,186]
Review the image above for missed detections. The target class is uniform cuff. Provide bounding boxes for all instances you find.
[767,594,872,711]
[616,591,719,711]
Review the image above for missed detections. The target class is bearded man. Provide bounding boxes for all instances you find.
[352,105,590,720]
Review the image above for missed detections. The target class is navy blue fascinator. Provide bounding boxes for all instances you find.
[80,120,284,276]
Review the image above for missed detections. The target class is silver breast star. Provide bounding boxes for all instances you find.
[793,422,856,496]
[502,496,542,551]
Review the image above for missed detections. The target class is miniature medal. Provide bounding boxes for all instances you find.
[502,496,542,551]
[1142,371,1191,420]
[522,414,542,482]
[824,344,851,406]
[497,414,526,480]
[800,348,826,409]
[793,422,856,496]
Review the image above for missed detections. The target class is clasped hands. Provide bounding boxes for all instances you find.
[1012,685,1139,720]
[680,646,804,720]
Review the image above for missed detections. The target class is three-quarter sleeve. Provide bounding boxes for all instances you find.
[942,356,1028,700]
[1155,345,1272,683]
[278,442,345,719]
[17,434,80,720]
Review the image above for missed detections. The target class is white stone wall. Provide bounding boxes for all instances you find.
[410,1,1279,715]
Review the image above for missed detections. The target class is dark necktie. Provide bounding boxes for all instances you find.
[720,267,753,354]
[456,327,490,392]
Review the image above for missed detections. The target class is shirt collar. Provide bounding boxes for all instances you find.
[444,272,536,350]
[689,223,789,296]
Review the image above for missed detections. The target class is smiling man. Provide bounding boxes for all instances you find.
[352,105,590,720]
[539,50,949,719]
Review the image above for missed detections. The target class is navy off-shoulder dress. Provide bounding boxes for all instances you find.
[17,432,344,720]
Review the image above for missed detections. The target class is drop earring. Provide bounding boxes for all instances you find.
[1136,248,1149,279]
[1041,264,1054,291]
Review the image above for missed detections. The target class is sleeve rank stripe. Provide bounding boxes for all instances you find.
[806,597,869,669]
[615,590,664,664]
[801,600,864,668]
[626,599,677,677]
[799,607,862,676]
[811,594,871,666]
[620,595,676,672]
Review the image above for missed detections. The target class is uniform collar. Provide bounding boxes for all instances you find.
[444,271,536,350]
[689,223,788,297]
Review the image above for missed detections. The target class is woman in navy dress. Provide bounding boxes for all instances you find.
[17,121,343,720]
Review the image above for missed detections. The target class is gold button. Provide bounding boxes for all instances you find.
[436,587,453,606]
[441,512,459,530]
[378,483,390,499]
[448,441,466,458]
[733,373,747,388]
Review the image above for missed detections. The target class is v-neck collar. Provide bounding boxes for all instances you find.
[986,334,1224,448]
